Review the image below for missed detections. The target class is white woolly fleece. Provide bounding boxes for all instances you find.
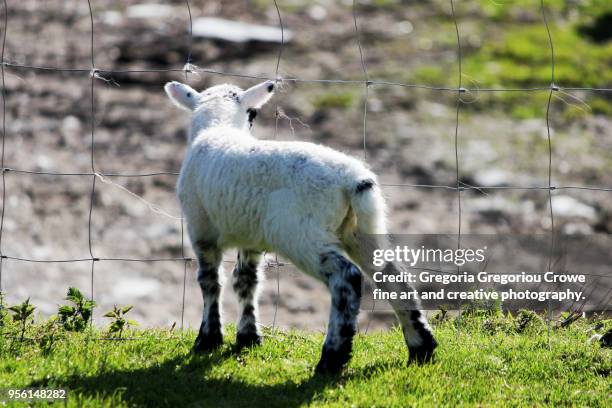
[178,125,387,276]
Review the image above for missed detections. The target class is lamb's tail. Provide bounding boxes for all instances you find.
[339,178,387,270]
[349,178,387,235]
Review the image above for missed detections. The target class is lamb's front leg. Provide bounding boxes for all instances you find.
[193,241,223,353]
[232,249,263,349]
[316,251,363,375]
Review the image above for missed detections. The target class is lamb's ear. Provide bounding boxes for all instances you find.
[164,81,198,111]
[240,80,275,109]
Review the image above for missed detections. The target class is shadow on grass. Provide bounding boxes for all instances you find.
[27,346,392,407]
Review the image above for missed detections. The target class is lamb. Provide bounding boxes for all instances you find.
[164,79,437,374]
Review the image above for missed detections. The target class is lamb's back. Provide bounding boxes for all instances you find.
[189,128,374,193]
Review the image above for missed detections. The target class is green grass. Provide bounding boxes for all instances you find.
[463,27,612,88]
[403,1,612,119]
[311,91,356,111]
[1,316,610,407]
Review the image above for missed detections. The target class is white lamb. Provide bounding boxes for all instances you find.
[165,79,437,374]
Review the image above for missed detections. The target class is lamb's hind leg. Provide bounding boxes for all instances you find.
[380,262,437,363]
[193,240,223,353]
[346,235,437,364]
[232,249,263,349]
[315,250,362,374]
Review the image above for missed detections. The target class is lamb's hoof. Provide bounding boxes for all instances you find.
[193,331,223,353]
[408,336,438,364]
[314,346,351,375]
[236,331,261,350]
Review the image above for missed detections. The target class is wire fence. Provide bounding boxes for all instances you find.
[0,0,610,342]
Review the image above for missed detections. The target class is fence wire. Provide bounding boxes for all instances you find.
[0,0,5,298]
[0,0,610,341]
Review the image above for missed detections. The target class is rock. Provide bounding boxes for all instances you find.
[551,195,597,221]
[126,4,174,20]
[474,169,511,187]
[422,101,449,118]
[562,222,593,235]
[60,115,82,146]
[396,20,414,35]
[144,224,178,240]
[100,10,123,25]
[368,98,383,113]
[308,5,328,21]
[192,17,292,44]
[34,154,53,171]
[471,196,520,215]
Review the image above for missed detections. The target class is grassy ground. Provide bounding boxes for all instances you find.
[0,316,610,407]
[402,0,612,119]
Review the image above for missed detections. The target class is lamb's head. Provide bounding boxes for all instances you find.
[164,80,275,134]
